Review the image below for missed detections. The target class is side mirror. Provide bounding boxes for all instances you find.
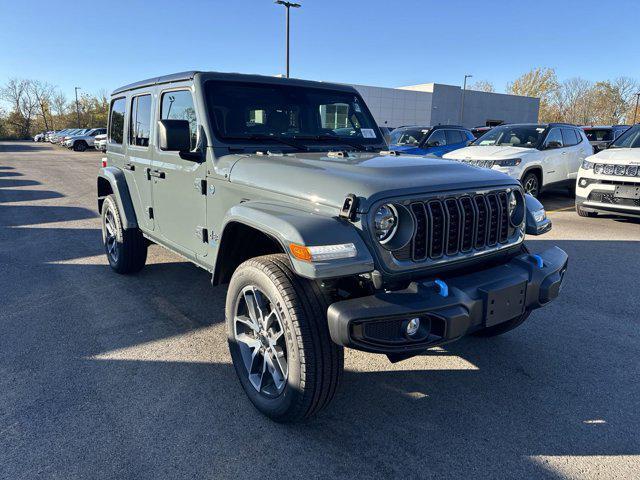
[545,140,562,149]
[158,119,191,152]
[524,193,552,235]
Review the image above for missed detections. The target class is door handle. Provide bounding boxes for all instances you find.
[149,169,166,179]
[123,163,135,171]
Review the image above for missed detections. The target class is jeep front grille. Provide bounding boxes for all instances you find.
[393,190,516,263]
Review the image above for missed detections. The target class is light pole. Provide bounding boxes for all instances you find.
[633,92,640,124]
[460,74,473,125]
[275,1,301,78]
[74,86,81,128]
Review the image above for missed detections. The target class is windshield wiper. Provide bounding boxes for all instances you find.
[240,134,309,151]
[296,134,372,152]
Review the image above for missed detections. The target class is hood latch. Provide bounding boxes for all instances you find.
[339,194,358,221]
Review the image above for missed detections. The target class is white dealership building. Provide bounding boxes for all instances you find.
[349,82,539,129]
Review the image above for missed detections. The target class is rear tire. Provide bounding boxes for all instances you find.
[576,204,597,217]
[226,254,343,422]
[101,194,147,274]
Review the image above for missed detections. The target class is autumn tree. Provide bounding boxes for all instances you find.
[470,80,495,93]
[507,67,560,122]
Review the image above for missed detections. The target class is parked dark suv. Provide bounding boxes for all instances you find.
[97,71,568,422]
[582,125,629,153]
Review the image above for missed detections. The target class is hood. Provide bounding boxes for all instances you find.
[443,145,535,161]
[587,148,640,164]
[226,152,518,212]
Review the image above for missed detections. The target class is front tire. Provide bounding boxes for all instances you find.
[226,254,344,422]
[73,141,87,152]
[521,172,540,197]
[101,194,147,274]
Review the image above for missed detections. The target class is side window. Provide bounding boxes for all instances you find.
[427,129,447,146]
[561,128,578,147]
[544,128,563,148]
[445,130,464,145]
[129,94,152,147]
[108,98,126,144]
[160,90,198,151]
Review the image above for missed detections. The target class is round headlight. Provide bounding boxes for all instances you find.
[508,190,525,227]
[374,204,398,243]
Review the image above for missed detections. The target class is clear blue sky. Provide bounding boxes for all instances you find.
[1,0,638,101]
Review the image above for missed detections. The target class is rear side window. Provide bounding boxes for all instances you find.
[160,90,198,150]
[561,128,579,147]
[584,129,613,142]
[129,94,152,147]
[445,130,465,145]
[108,98,126,144]
[427,129,447,146]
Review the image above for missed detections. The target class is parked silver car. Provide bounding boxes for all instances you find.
[64,128,107,151]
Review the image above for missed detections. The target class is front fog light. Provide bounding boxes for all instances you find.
[289,243,357,262]
[406,318,420,336]
[579,178,589,188]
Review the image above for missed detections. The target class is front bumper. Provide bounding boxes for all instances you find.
[327,246,568,355]
[576,170,640,217]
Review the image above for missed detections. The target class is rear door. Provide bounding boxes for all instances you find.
[151,87,208,257]
[124,93,155,231]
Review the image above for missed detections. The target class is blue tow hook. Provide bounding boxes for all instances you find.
[532,254,544,269]
[434,279,449,298]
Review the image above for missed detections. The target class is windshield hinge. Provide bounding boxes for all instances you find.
[339,194,358,221]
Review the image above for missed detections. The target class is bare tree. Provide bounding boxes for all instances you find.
[30,80,56,131]
[470,80,495,93]
[0,78,39,138]
[556,77,594,125]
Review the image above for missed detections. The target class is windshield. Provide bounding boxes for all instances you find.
[389,128,430,146]
[205,81,383,149]
[583,128,613,142]
[474,125,545,148]
[610,125,640,148]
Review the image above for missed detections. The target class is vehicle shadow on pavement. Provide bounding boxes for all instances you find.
[0,142,52,153]
[0,204,96,226]
[0,170,24,177]
[0,178,41,188]
[0,188,64,203]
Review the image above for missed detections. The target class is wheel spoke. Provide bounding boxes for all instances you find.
[243,289,260,323]
[266,350,286,391]
[235,333,261,350]
[235,314,259,334]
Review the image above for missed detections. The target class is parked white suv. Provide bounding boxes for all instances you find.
[576,124,640,218]
[443,123,592,197]
[94,133,107,152]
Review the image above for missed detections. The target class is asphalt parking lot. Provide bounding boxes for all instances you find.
[1,140,639,480]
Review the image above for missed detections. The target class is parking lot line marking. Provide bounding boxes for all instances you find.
[547,206,575,213]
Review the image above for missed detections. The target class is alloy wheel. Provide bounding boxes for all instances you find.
[234,285,288,397]
[104,209,119,263]
[524,175,539,196]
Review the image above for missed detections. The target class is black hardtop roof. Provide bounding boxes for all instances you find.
[111,71,360,96]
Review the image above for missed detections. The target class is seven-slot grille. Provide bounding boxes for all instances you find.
[394,190,513,263]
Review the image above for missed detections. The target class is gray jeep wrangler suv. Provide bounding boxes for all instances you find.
[97,71,567,422]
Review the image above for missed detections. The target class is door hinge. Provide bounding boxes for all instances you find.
[195,226,208,243]
[147,207,154,219]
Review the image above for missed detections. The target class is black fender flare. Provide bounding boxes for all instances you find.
[97,167,138,230]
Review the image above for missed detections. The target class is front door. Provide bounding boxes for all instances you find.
[125,93,155,231]
[541,127,565,185]
[151,88,207,257]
